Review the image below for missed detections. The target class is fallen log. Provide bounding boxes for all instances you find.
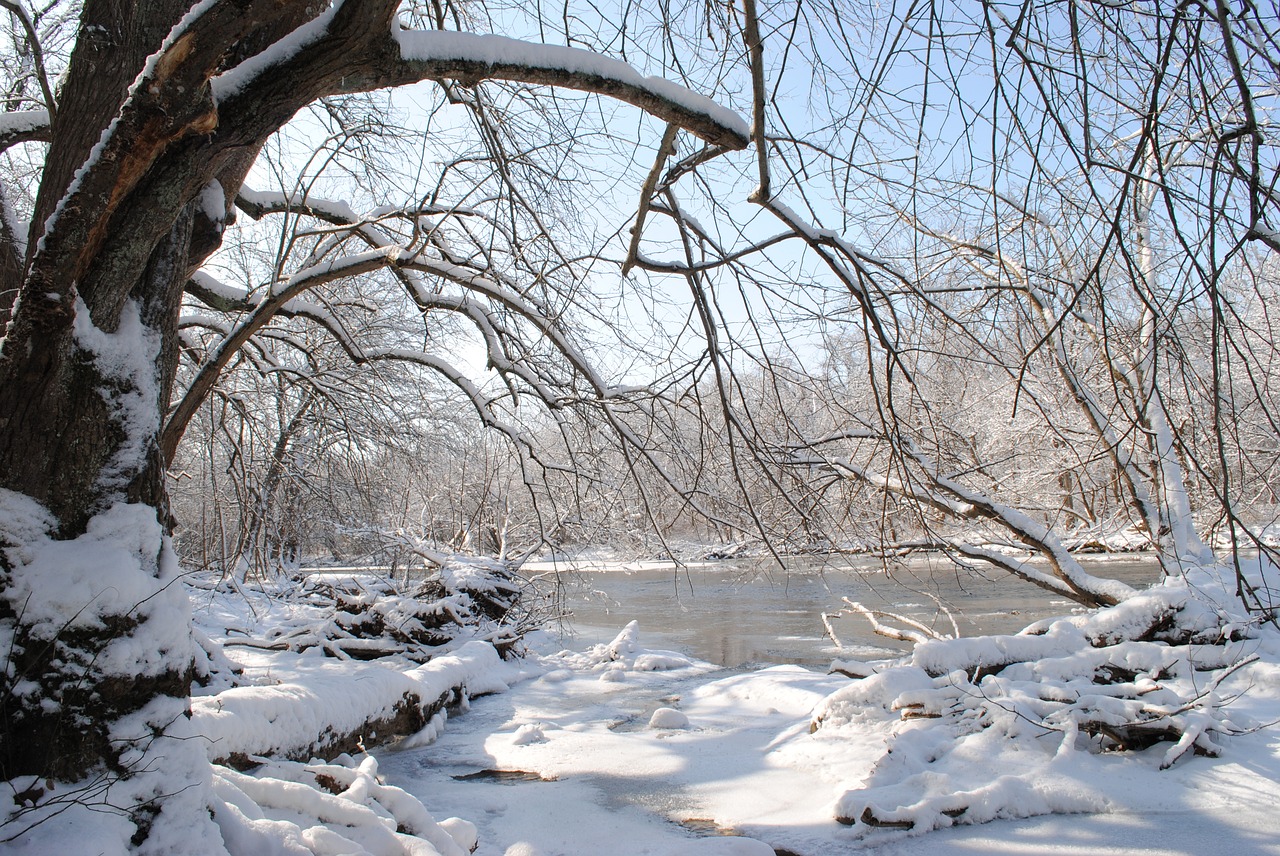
[191,641,507,766]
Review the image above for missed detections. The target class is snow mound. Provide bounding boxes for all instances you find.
[213,754,472,855]
[815,561,1275,837]
[512,723,550,745]
[648,707,690,729]
[192,641,507,763]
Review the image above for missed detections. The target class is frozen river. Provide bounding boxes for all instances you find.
[551,553,1161,667]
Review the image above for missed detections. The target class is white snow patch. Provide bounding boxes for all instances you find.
[3,502,191,679]
[192,640,510,762]
[557,620,702,674]
[661,839,776,855]
[212,753,468,856]
[438,817,478,853]
[211,6,338,102]
[399,711,450,750]
[0,109,49,138]
[71,296,162,493]
[197,178,226,224]
[512,723,549,745]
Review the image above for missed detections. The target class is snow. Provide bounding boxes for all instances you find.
[212,21,747,144]
[0,500,190,675]
[198,178,227,224]
[553,620,705,675]
[511,722,550,745]
[908,618,1087,676]
[71,296,163,495]
[0,108,49,138]
[237,188,360,223]
[437,555,519,597]
[393,30,748,142]
[268,246,398,297]
[211,5,338,103]
[365,617,1280,856]
[191,640,515,763]
[0,500,215,855]
[6,557,1280,855]
[212,755,472,856]
[648,707,690,728]
[190,269,253,305]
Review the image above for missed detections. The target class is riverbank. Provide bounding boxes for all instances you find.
[198,566,1280,856]
[376,618,1280,856]
[12,564,1275,856]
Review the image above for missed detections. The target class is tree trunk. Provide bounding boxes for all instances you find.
[0,0,199,788]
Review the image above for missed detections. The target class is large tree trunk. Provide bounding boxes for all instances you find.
[1,0,182,531]
[0,0,200,789]
[0,0,335,802]
[0,0,354,809]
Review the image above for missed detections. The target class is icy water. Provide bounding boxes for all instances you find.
[554,553,1161,668]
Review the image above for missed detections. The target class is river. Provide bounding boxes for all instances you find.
[375,552,1188,855]
[547,553,1161,668]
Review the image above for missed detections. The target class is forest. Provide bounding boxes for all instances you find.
[0,0,1277,853]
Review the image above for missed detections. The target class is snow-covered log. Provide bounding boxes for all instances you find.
[213,755,477,856]
[192,640,506,766]
[222,558,527,662]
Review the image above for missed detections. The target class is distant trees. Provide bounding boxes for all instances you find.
[161,3,1280,603]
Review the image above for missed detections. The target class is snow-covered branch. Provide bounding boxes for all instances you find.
[0,108,50,152]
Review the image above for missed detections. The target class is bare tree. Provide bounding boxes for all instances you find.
[615,0,1280,608]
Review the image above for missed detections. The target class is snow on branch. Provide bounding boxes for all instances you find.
[792,425,1137,607]
[0,109,50,152]
[836,599,951,645]
[186,270,255,312]
[235,188,362,224]
[386,30,749,150]
[208,0,747,152]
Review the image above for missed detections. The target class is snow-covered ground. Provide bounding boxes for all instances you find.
[7,564,1277,855]
[180,570,1280,856]
[369,621,1280,856]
